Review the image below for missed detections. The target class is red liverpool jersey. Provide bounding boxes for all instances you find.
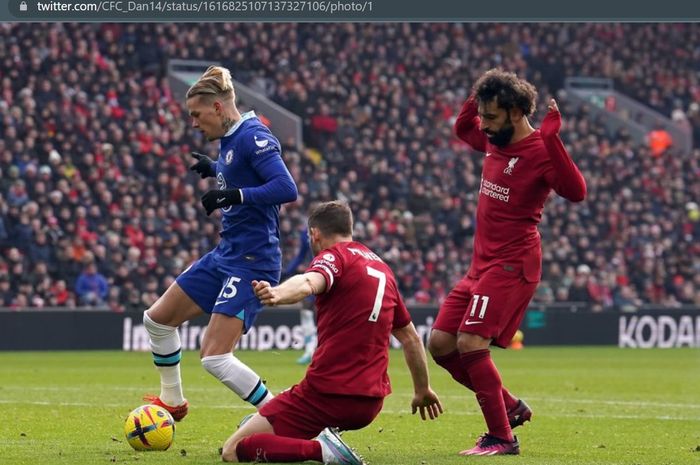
[455,97,586,282]
[303,241,412,398]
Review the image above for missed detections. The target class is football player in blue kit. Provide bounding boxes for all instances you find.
[283,227,317,365]
[142,66,298,421]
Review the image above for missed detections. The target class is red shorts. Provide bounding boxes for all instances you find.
[258,380,384,439]
[433,265,538,348]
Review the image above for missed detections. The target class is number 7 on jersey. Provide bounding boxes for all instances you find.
[366,266,386,322]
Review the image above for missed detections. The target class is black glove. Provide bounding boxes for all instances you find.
[201,189,242,216]
[190,152,216,179]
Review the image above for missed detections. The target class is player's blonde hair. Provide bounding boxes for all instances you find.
[186,65,235,101]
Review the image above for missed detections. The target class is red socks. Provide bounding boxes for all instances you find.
[433,350,519,412]
[501,386,519,412]
[235,434,323,463]
[459,349,513,442]
[433,350,474,389]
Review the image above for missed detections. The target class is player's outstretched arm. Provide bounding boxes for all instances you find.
[252,272,326,306]
[540,98,587,202]
[392,322,443,421]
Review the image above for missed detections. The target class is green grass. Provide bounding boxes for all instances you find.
[1,347,699,464]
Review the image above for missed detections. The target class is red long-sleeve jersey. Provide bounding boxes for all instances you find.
[455,97,587,282]
[303,241,412,397]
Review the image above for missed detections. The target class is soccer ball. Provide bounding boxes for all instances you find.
[124,404,175,451]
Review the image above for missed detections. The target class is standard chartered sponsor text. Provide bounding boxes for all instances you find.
[480,178,511,203]
[35,0,373,14]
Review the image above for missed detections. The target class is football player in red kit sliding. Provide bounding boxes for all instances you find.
[428,69,587,456]
[221,200,442,464]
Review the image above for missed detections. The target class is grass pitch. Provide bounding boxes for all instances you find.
[1,347,699,465]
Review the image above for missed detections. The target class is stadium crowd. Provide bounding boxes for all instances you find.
[0,23,698,311]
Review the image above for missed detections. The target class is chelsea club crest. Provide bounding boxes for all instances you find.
[224,149,234,165]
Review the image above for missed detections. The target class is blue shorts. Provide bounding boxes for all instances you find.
[176,251,279,332]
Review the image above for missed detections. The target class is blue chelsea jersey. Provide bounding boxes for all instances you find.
[213,111,298,271]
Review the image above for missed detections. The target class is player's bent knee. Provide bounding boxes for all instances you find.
[143,311,176,337]
[144,304,177,328]
[221,441,239,463]
[427,337,442,356]
[199,313,244,358]
[200,353,224,375]
[456,332,491,353]
[427,329,456,356]
[200,344,236,359]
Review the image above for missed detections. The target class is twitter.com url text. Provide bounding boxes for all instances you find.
[33,0,373,14]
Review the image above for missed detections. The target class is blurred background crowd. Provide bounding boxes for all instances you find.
[0,23,698,311]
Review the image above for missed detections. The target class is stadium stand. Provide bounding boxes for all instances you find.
[0,23,698,310]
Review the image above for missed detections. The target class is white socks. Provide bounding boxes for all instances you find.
[145,313,274,410]
[201,353,273,409]
[143,312,185,406]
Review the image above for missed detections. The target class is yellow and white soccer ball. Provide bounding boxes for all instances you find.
[124,404,175,451]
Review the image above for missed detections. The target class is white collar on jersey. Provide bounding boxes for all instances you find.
[223,111,257,137]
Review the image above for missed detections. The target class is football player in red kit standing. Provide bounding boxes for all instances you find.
[428,69,587,456]
[221,200,442,464]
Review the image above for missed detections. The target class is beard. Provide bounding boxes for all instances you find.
[485,121,514,147]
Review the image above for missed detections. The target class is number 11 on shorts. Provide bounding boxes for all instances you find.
[469,294,490,319]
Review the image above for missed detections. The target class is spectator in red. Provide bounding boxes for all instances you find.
[647,124,673,157]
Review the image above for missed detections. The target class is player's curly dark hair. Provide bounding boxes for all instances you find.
[473,69,538,117]
[308,201,353,237]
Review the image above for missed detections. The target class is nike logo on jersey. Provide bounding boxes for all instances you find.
[214,300,229,306]
[217,197,226,203]
[485,152,492,157]
[464,320,483,326]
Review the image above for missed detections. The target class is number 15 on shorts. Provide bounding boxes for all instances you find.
[216,276,241,305]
